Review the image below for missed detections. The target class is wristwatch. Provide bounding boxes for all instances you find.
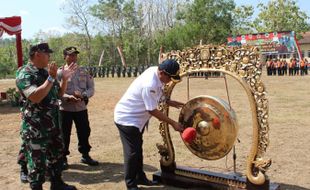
[82,92,88,98]
[47,75,55,83]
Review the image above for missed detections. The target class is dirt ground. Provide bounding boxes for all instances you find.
[0,71,309,190]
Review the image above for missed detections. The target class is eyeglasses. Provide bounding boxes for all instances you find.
[163,70,172,78]
[163,70,180,78]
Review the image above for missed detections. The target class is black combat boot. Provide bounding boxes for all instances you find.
[50,177,77,190]
[30,183,43,190]
[20,164,28,183]
[50,172,77,190]
[49,163,77,190]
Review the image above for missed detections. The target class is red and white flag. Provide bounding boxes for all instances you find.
[0,16,22,35]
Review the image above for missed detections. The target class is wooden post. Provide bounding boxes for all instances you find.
[16,32,23,68]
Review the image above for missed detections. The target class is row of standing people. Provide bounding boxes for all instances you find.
[266,58,309,76]
[87,65,223,78]
[87,65,152,78]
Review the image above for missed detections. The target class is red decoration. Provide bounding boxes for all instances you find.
[212,117,221,129]
[0,16,21,35]
[0,16,23,67]
[182,127,196,143]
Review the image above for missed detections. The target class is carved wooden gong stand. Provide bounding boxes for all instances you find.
[153,44,279,190]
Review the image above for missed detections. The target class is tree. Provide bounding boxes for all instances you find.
[61,0,95,65]
[90,0,188,66]
[138,0,185,64]
[90,0,125,65]
[121,0,146,65]
[231,5,255,35]
[0,38,24,78]
[253,0,310,39]
[158,0,235,49]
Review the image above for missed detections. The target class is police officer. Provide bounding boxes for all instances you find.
[16,42,77,190]
[114,59,184,190]
[58,47,99,169]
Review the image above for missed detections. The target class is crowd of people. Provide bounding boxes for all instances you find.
[87,64,152,78]
[87,57,310,79]
[15,42,184,190]
[265,58,309,76]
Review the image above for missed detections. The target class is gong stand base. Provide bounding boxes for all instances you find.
[153,166,280,190]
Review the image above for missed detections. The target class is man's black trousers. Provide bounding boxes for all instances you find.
[60,110,91,156]
[115,123,145,188]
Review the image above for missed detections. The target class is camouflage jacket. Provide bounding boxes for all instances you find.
[16,63,60,140]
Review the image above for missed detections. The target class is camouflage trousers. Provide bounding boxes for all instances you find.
[17,141,27,167]
[22,129,65,186]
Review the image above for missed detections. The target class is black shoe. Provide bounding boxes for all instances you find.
[20,169,28,183]
[127,187,140,190]
[61,183,77,190]
[50,181,77,190]
[30,183,43,190]
[81,155,99,166]
[136,176,158,186]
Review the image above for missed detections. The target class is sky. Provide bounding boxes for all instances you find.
[1,0,310,40]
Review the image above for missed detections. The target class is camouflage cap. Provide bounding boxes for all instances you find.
[63,46,80,56]
[29,42,53,56]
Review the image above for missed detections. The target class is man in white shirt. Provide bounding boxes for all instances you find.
[114,59,184,190]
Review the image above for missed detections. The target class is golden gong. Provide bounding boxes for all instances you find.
[179,95,239,160]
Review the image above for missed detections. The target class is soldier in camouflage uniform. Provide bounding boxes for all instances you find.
[111,66,115,77]
[133,66,138,77]
[127,66,132,77]
[16,42,77,190]
[106,66,110,77]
